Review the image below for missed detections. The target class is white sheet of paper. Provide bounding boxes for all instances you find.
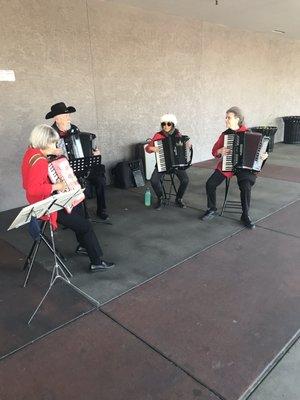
[0,70,15,81]
[7,197,55,230]
[7,188,85,231]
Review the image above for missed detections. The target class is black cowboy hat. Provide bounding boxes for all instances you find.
[45,102,76,119]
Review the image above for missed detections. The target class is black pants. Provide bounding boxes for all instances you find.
[87,165,107,215]
[57,203,103,265]
[150,167,189,199]
[205,169,256,216]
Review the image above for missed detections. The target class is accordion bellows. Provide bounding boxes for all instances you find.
[48,156,85,213]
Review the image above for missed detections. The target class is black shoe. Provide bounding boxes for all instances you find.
[154,198,163,210]
[241,215,255,229]
[97,212,109,221]
[200,209,217,221]
[175,198,187,209]
[90,260,115,272]
[76,245,88,256]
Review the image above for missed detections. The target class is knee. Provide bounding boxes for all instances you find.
[77,219,93,235]
[238,180,251,192]
[93,175,106,187]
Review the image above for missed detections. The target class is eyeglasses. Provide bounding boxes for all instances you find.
[161,122,173,127]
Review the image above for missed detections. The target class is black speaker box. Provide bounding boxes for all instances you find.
[111,159,145,189]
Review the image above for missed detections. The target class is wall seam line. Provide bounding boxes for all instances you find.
[85,0,100,133]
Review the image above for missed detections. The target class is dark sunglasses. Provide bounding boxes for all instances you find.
[161,122,173,127]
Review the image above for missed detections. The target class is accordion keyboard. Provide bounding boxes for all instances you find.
[222,133,235,171]
[154,140,167,172]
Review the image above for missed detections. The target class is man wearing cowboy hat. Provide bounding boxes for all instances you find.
[45,102,109,220]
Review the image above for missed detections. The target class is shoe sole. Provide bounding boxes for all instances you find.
[240,219,255,229]
[244,225,255,229]
[200,215,216,221]
[90,264,115,272]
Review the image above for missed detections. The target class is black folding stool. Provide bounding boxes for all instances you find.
[161,169,178,206]
[220,177,242,216]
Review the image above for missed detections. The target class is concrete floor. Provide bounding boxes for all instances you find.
[0,142,299,399]
[226,143,300,399]
[226,144,300,399]
[248,338,300,400]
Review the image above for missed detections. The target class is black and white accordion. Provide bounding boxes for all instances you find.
[58,129,97,160]
[56,128,101,179]
[154,135,192,172]
[222,130,269,172]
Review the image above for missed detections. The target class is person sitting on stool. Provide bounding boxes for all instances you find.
[21,124,115,272]
[201,106,268,229]
[145,114,191,210]
[45,102,109,221]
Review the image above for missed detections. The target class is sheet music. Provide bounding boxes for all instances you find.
[7,197,56,230]
[51,188,85,212]
[7,189,84,231]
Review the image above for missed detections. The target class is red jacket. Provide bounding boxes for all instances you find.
[212,125,248,178]
[145,129,183,153]
[21,147,57,228]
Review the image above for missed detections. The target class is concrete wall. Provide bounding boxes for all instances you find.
[0,0,299,211]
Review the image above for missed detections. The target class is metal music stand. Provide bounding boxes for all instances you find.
[8,189,99,324]
[69,155,102,179]
[69,155,111,224]
[22,218,71,288]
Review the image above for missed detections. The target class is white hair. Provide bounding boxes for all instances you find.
[29,124,59,149]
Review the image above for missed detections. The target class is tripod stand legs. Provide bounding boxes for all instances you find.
[23,233,72,288]
[28,271,61,325]
[28,268,99,325]
[27,221,99,325]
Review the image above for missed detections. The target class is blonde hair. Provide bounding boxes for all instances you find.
[29,124,59,149]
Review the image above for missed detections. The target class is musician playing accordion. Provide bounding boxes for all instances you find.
[201,107,268,229]
[45,102,109,221]
[21,124,115,272]
[145,114,191,210]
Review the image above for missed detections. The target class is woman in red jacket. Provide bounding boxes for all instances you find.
[145,114,190,210]
[201,107,268,229]
[21,124,114,272]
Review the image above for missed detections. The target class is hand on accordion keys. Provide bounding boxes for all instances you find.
[260,152,269,161]
[148,146,159,153]
[92,147,101,156]
[185,139,193,149]
[52,179,67,193]
[217,147,232,156]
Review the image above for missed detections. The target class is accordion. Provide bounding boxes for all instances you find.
[57,129,101,178]
[222,130,269,172]
[58,128,97,160]
[48,156,85,213]
[154,135,192,172]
